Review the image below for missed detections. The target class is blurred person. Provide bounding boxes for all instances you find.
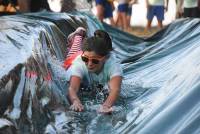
[30,0,50,12]
[177,0,199,18]
[18,0,30,12]
[6,0,19,12]
[17,0,50,12]
[95,0,115,26]
[115,0,129,31]
[145,0,169,31]
[126,0,137,32]
[0,0,19,13]
[175,0,183,18]
[0,0,6,12]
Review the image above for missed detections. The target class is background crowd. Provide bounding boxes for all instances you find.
[94,0,200,33]
[1,0,200,35]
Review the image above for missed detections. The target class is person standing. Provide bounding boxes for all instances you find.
[177,0,199,18]
[126,0,137,32]
[95,0,115,26]
[115,0,129,31]
[145,0,169,31]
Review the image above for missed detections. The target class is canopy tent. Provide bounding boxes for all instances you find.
[0,11,200,133]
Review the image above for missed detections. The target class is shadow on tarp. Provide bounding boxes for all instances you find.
[0,11,200,133]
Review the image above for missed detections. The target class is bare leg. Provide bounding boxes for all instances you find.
[127,15,132,31]
[121,12,128,31]
[115,11,123,29]
[115,11,121,27]
[109,17,116,27]
[96,4,104,22]
[18,0,31,12]
[157,20,163,29]
[145,19,152,31]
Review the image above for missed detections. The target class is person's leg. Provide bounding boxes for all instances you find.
[95,0,105,22]
[191,7,198,17]
[115,11,122,28]
[66,27,86,58]
[104,1,115,26]
[18,0,31,12]
[96,5,104,21]
[117,11,124,30]
[146,20,152,30]
[109,17,115,26]
[183,7,199,18]
[146,5,154,31]
[157,20,163,29]
[118,3,128,30]
[121,12,128,30]
[63,27,86,69]
[155,6,164,29]
[126,15,131,31]
[127,5,133,31]
[183,8,190,17]
[115,4,123,29]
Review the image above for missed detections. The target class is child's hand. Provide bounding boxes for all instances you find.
[70,99,84,112]
[98,104,113,114]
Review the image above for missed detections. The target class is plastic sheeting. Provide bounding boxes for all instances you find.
[0,11,200,134]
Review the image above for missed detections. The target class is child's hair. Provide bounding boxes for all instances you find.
[94,30,113,51]
[82,36,111,56]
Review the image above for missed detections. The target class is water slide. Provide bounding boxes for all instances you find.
[0,11,200,133]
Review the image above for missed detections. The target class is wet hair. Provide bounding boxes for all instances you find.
[94,30,113,51]
[82,36,111,56]
[81,30,113,56]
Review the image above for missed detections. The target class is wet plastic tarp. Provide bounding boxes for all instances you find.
[0,11,200,134]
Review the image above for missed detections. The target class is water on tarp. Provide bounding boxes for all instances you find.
[1,12,200,134]
[44,80,149,134]
[43,59,148,133]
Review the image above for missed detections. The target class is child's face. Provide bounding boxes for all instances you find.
[81,51,106,73]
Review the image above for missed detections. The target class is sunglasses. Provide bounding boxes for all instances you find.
[81,54,105,64]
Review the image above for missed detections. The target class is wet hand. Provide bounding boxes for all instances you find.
[98,104,113,114]
[70,100,84,112]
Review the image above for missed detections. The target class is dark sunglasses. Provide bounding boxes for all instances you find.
[81,55,105,64]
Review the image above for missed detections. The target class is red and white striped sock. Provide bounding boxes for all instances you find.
[66,34,83,58]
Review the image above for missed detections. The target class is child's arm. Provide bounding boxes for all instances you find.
[68,76,84,112]
[98,76,122,113]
